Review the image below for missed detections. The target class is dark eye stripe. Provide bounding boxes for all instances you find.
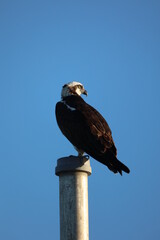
[63,84,67,88]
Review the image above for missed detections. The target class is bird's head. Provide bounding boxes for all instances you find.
[61,81,88,99]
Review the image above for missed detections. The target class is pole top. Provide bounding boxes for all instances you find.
[55,155,92,176]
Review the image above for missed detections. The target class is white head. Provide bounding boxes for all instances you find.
[61,81,88,99]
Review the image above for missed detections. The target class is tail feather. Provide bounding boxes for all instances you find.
[98,153,130,175]
[107,157,130,175]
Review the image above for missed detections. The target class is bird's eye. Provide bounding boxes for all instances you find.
[78,85,82,89]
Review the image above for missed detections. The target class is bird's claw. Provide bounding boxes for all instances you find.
[84,155,89,160]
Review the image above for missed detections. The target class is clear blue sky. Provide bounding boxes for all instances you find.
[0,0,160,239]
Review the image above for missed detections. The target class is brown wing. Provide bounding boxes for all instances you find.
[76,101,117,157]
[55,96,117,158]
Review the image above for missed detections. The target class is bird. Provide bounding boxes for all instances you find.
[55,81,130,175]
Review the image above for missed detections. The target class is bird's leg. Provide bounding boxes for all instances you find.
[73,146,90,164]
[78,151,89,163]
[74,146,84,157]
[83,155,89,160]
[78,152,84,157]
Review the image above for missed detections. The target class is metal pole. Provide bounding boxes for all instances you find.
[55,156,92,240]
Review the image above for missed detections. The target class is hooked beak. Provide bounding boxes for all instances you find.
[83,89,88,96]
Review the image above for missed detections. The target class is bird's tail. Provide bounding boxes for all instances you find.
[100,153,130,175]
[108,158,130,175]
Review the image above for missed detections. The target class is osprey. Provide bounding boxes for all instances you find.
[55,81,130,175]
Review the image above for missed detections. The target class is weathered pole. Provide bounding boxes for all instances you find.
[55,156,92,240]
